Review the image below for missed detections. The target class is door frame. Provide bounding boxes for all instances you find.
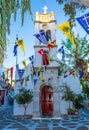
[40,84,53,116]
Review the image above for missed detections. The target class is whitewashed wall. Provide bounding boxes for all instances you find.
[58,74,82,115]
[14,63,34,115]
[59,74,82,94]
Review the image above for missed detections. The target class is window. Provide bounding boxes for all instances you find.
[40,30,44,33]
[49,94,51,99]
[46,30,51,42]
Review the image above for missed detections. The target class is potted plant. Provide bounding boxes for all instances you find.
[73,94,84,114]
[61,85,76,115]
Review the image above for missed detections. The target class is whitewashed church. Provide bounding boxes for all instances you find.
[14,6,82,117]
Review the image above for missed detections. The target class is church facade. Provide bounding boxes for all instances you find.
[14,7,82,117]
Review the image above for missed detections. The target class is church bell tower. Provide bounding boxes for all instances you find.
[33,6,60,117]
[34,6,59,68]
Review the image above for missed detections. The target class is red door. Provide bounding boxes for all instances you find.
[0,90,5,105]
[41,85,53,115]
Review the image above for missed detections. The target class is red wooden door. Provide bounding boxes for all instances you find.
[0,90,5,105]
[41,86,53,115]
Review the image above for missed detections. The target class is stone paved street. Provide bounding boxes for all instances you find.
[0,106,89,130]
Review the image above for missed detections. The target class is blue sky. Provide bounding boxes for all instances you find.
[3,0,88,69]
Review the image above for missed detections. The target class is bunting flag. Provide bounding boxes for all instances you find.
[34,78,38,86]
[33,31,48,44]
[30,66,34,76]
[48,40,56,50]
[43,65,47,72]
[38,49,44,56]
[15,39,25,56]
[47,56,52,62]
[22,60,26,69]
[6,68,10,79]
[10,67,14,84]
[33,68,37,76]
[38,49,48,66]
[64,74,68,78]
[18,69,25,80]
[38,66,43,78]
[16,64,19,73]
[13,34,19,56]
[13,44,18,56]
[76,13,89,34]
[58,68,62,76]
[57,21,75,46]
[69,70,75,76]
[16,64,24,80]
[24,75,29,86]
[37,71,40,77]
[1,72,5,81]
[57,46,65,63]
[20,78,24,85]
[29,55,34,61]
[41,78,45,83]
[29,55,34,66]
[79,67,86,79]
[25,75,29,81]
[12,79,16,83]
[66,39,72,49]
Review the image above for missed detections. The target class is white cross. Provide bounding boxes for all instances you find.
[43,6,48,14]
[83,15,89,30]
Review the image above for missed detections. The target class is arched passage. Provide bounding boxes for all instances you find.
[40,84,53,115]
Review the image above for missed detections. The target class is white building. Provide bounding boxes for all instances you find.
[0,66,8,106]
[14,6,82,117]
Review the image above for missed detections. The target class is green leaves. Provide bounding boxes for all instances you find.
[21,0,32,25]
[61,85,84,110]
[73,94,84,109]
[15,88,33,105]
[62,86,75,102]
[15,88,33,115]
[56,0,87,20]
[0,0,32,65]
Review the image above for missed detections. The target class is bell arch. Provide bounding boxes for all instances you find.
[46,30,51,42]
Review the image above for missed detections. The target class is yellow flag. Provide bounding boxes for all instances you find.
[38,66,42,78]
[22,60,26,69]
[47,56,52,62]
[16,39,25,56]
[57,21,75,46]
[12,80,16,83]
[41,78,45,83]
[6,68,10,79]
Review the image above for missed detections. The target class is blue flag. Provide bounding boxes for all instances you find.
[57,46,65,63]
[13,44,18,56]
[33,32,48,44]
[29,55,34,61]
[79,67,86,79]
[18,69,24,80]
[62,49,65,63]
[16,64,24,80]
[76,13,89,34]
[13,34,19,56]
[57,46,64,53]
[29,55,34,67]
